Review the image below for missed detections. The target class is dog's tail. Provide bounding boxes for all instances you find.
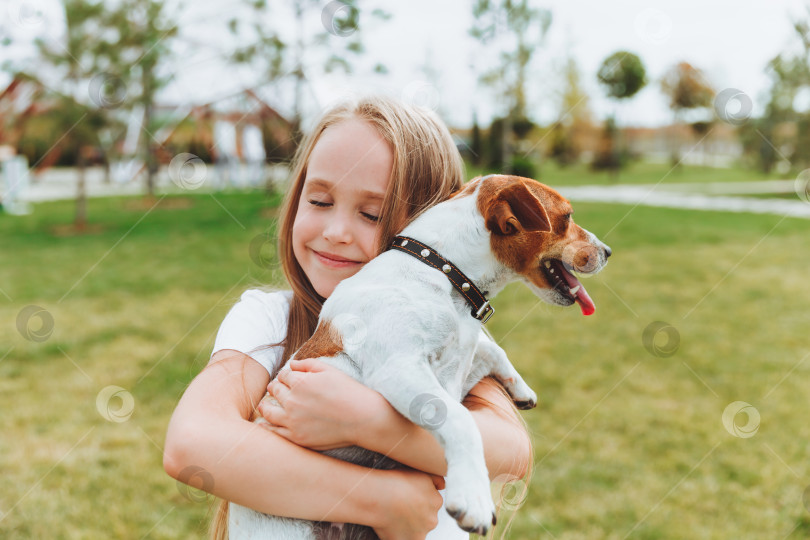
[210,498,229,540]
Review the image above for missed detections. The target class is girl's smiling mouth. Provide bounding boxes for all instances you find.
[312,249,362,268]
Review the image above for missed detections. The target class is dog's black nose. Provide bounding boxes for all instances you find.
[604,245,612,258]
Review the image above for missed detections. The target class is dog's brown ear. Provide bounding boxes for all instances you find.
[486,181,551,235]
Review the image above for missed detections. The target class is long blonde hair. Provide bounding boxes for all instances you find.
[276,95,464,366]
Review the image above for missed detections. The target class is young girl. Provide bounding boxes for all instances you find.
[164,95,532,539]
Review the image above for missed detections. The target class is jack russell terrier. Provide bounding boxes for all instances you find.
[228,174,611,539]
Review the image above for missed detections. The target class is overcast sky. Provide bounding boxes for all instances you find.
[3,0,810,129]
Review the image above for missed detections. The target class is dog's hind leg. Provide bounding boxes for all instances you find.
[366,360,496,536]
[472,333,537,410]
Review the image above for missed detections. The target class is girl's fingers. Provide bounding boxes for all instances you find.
[289,358,326,372]
[258,397,286,425]
[275,368,304,388]
[268,381,290,407]
[430,475,446,491]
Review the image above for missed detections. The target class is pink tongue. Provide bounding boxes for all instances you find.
[575,286,595,316]
[560,266,596,316]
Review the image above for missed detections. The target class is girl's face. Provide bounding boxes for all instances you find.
[292,118,394,298]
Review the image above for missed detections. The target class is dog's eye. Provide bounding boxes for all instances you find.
[564,213,572,221]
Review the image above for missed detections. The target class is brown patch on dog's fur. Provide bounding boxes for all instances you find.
[477,176,558,273]
[296,319,343,359]
[476,175,593,292]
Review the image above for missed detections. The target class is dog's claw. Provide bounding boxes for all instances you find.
[446,496,497,536]
[514,399,536,410]
[462,523,489,536]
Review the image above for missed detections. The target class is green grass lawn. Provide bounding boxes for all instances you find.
[466,160,776,187]
[1,187,809,539]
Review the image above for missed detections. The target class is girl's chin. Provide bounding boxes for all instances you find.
[312,274,349,299]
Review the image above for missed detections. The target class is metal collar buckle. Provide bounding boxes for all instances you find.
[475,301,495,323]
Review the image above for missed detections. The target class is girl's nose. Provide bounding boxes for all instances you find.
[322,214,352,244]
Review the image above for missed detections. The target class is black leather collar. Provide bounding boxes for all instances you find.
[388,235,495,323]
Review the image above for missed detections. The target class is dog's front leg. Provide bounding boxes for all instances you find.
[367,360,496,536]
[472,332,537,410]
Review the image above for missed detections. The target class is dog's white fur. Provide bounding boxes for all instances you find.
[228,175,610,539]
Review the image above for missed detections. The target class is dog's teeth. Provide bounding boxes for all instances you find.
[569,285,581,296]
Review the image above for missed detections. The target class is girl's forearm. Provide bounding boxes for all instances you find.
[163,353,392,528]
[166,414,390,525]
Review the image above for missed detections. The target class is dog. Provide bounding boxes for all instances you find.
[227,174,611,539]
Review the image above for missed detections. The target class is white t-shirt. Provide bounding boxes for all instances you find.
[212,289,469,540]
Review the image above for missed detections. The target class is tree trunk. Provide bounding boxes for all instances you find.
[75,148,87,231]
[142,64,156,198]
[502,113,513,173]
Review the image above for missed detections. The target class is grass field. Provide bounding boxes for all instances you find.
[1,174,809,539]
[467,159,777,187]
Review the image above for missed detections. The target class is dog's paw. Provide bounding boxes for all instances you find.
[511,385,537,410]
[445,474,497,536]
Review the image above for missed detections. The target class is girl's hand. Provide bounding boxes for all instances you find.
[258,358,384,451]
[372,469,445,540]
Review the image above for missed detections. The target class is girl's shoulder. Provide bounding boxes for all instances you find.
[237,288,293,310]
[219,288,293,336]
[212,288,293,372]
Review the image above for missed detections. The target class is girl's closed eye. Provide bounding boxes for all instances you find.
[361,211,379,223]
[309,199,331,208]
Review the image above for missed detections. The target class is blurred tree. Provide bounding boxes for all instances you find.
[660,61,715,165]
[597,51,647,101]
[470,0,552,172]
[229,0,389,139]
[594,51,647,177]
[3,0,178,210]
[470,111,483,166]
[745,11,810,172]
[95,0,178,199]
[2,0,108,229]
[549,56,593,167]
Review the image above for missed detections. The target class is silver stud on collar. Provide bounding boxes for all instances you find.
[421,249,430,257]
[442,264,451,273]
[462,282,470,291]
[401,239,408,247]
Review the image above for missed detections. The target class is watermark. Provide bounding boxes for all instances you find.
[409,392,447,430]
[491,473,530,512]
[168,153,207,190]
[401,81,441,112]
[96,385,135,423]
[795,169,810,205]
[16,305,54,342]
[721,401,759,438]
[248,229,280,271]
[330,313,367,349]
[7,0,47,28]
[633,8,672,46]
[642,321,680,358]
[176,465,215,503]
[714,88,753,126]
[88,73,127,109]
[321,0,358,37]
[561,241,600,274]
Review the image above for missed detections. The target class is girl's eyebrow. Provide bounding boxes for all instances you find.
[305,178,385,201]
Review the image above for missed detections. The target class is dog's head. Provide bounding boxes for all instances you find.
[464,174,611,315]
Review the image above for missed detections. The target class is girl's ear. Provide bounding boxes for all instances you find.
[485,181,551,236]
